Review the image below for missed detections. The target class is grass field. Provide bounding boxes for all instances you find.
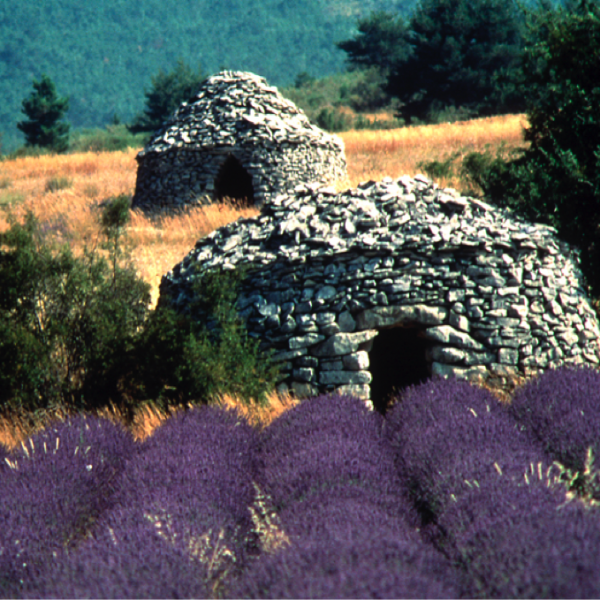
[0,114,527,446]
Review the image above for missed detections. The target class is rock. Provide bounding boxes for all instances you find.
[159,173,600,404]
[313,330,379,357]
[133,71,346,212]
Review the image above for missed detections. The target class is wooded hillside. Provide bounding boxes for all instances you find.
[0,0,415,151]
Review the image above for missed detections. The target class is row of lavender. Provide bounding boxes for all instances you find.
[1,367,600,598]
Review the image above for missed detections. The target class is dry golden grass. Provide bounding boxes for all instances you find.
[0,113,527,303]
[339,113,528,190]
[0,115,528,443]
[0,390,298,450]
[0,149,259,305]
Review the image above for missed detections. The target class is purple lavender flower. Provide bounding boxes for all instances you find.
[112,405,259,534]
[259,394,385,455]
[228,534,460,599]
[460,500,600,598]
[385,378,549,514]
[509,366,600,471]
[274,485,419,546]
[386,377,600,598]
[0,415,135,596]
[23,502,215,599]
[256,394,411,514]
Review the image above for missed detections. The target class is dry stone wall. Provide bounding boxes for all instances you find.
[159,175,600,408]
[132,71,346,212]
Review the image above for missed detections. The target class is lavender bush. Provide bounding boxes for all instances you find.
[70,406,257,597]
[229,522,459,599]
[385,378,551,519]
[0,416,134,596]
[228,394,459,599]
[23,502,212,599]
[113,406,259,533]
[386,377,600,598]
[255,394,414,517]
[274,485,417,542]
[509,366,600,472]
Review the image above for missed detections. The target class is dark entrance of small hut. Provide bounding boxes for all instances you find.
[214,154,255,205]
[368,326,430,413]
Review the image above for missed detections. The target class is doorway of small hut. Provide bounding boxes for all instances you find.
[368,326,430,413]
[214,154,255,206]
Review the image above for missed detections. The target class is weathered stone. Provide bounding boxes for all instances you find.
[423,326,484,350]
[293,367,315,382]
[289,333,325,349]
[449,312,470,332]
[319,370,372,385]
[498,348,519,365]
[337,384,370,400]
[313,330,378,357]
[428,346,466,364]
[431,362,488,380]
[356,304,447,329]
[315,285,338,301]
[343,351,370,371]
[338,311,356,333]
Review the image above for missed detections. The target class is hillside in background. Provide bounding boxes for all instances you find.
[0,0,416,151]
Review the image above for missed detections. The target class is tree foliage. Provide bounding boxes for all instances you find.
[383,0,526,122]
[16,74,70,153]
[0,201,277,419]
[0,206,150,414]
[462,0,600,294]
[128,59,205,134]
[336,11,411,74]
[132,268,279,409]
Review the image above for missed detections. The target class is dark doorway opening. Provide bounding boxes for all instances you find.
[369,326,430,413]
[214,154,255,206]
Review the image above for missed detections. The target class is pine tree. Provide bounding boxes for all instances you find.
[386,0,525,123]
[128,59,205,134]
[17,74,70,153]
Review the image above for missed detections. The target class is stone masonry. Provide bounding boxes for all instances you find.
[132,71,346,212]
[159,175,600,409]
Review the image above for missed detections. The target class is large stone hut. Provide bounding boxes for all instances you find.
[159,175,600,411]
[131,71,347,212]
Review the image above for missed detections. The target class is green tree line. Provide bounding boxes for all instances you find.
[0,0,416,152]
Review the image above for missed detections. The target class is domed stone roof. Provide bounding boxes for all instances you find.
[132,71,346,212]
[159,175,600,408]
[138,71,343,157]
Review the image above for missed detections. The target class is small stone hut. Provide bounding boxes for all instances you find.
[132,71,347,212]
[159,175,600,410]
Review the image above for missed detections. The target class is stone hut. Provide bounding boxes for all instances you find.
[159,175,600,411]
[131,71,347,212]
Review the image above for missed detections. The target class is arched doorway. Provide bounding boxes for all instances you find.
[368,327,430,413]
[214,154,255,205]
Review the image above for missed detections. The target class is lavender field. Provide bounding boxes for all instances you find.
[2,367,600,599]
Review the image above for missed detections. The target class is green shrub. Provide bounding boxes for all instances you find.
[0,177,11,189]
[418,152,461,180]
[69,125,148,153]
[0,208,151,416]
[0,199,277,420]
[129,267,279,410]
[461,0,600,293]
[0,191,25,209]
[44,176,72,193]
[315,107,355,132]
